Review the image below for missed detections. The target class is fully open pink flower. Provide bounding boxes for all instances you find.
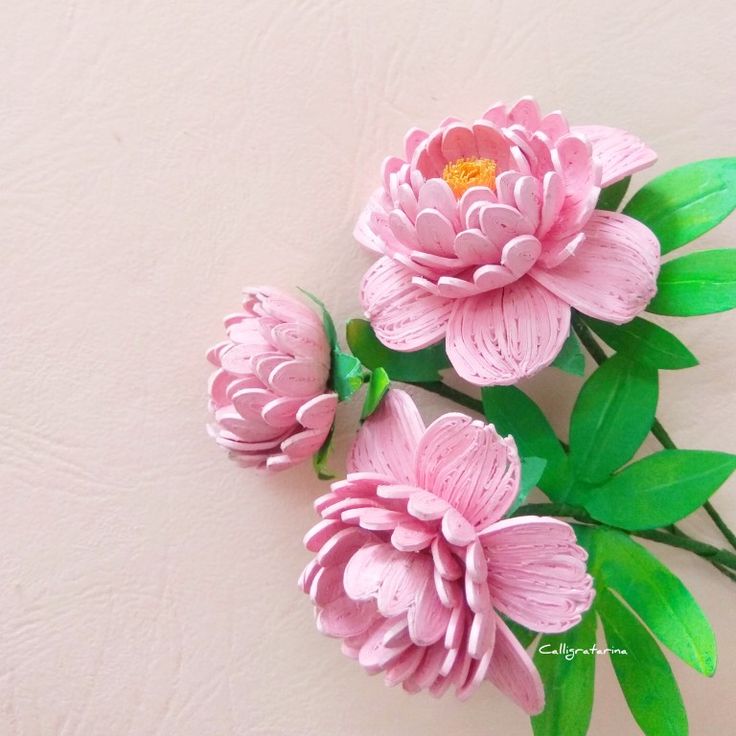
[206,287,337,471]
[356,97,660,385]
[299,390,593,710]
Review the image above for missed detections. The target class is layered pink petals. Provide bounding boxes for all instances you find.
[206,287,336,471]
[446,278,571,385]
[356,97,660,385]
[572,124,658,187]
[530,211,660,323]
[300,390,593,708]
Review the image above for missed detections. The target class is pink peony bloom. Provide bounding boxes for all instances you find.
[356,97,660,385]
[206,287,337,471]
[299,390,593,710]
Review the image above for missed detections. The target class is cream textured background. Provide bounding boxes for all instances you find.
[2,1,736,734]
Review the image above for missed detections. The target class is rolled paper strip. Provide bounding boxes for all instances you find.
[206,287,337,471]
[355,96,660,386]
[299,389,594,710]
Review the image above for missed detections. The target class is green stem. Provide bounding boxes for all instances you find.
[419,381,484,414]
[572,313,736,553]
[513,502,736,571]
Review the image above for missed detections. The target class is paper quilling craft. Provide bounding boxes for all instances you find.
[205,97,736,735]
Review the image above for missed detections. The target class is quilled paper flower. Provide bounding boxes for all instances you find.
[206,287,337,471]
[356,97,660,385]
[299,390,594,710]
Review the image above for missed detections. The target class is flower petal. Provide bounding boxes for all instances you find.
[445,278,571,386]
[573,124,657,186]
[361,256,454,351]
[530,211,659,323]
[348,389,425,482]
[486,615,545,715]
[415,413,520,527]
[481,517,594,633]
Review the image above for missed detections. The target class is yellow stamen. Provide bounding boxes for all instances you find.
[442,157,497,198]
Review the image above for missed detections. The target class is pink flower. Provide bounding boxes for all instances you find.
[299,390,593,710]
[356,97,660,385]
[206,287,337,471]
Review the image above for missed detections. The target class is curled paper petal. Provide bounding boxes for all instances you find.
[300,390,593,706]
[355,97,658,385]
[205,288,337,471]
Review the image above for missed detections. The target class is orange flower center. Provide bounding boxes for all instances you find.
[442,157,497,198]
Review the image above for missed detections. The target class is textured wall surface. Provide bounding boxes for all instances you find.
[2,1,735,734]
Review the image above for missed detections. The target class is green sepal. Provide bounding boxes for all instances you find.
[312,425,335,481]
[361,367,390,420]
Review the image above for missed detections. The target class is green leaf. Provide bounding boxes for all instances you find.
[582,316,698,370]
[331,351,364,402]
[569,354,659,484]
[623,158,736,255]
[508,457,547,515]
[481,386,569,498]
[531,608,597,736]
[596,176,631,212]
[361,367,390,420]
[597,589,688,736]
[312,425,335,480]
[648,249,736,316]
[583,527,716,676]
[585,449,736,530]
[551,331,585,376]
[346,318,450,383]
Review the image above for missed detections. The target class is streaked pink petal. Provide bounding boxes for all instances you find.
[348,388,425,481]
[296,392,337,430]
[482,516,595,632]
[573,124,657,186]
[317,596,378,638]
[486,615,545,715]
[268,358,329,398]
[508,96,541,130]
[415,209,457,257]
[360,257,453,351]
[446,278,571,386]
[530,211,659,323]
[441,123,478,161]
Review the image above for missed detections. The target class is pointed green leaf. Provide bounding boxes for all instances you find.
[551,331,585,376]
[597,589,688,736]
[361,367,390,420]
[585,449,736,530]
[596,176,631,212]
[569,354,659,484]
[531,608,597,736]
[312,425,335,480]
[346,318,450,383]
[623,158,736,255]
[581,527,716,675]
[582,316,698,370]
[648,249,736,316]
[508,457,547,515]
[481,386,569,497]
